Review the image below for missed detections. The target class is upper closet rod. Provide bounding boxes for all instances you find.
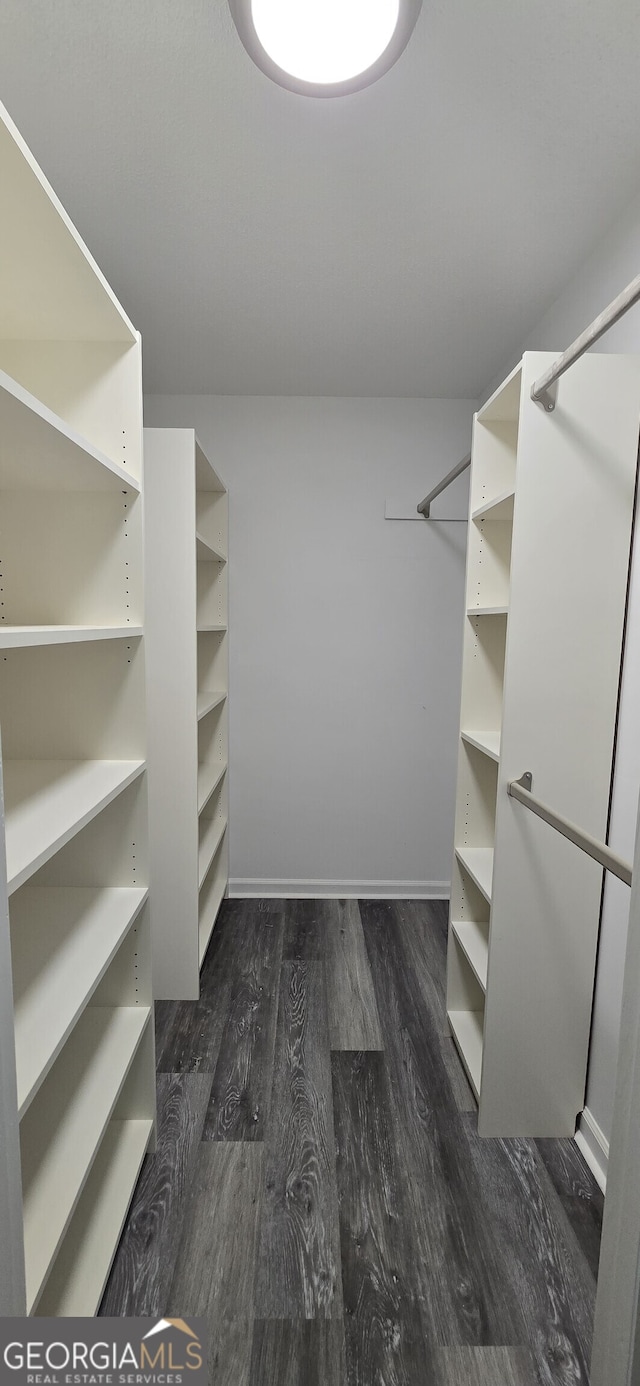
[417,452,471,518]
[531,272,640,412]
[508,771,633,886]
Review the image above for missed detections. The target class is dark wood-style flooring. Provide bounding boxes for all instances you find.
[100,898,603,1385]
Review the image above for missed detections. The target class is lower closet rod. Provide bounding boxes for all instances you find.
[508,771,633,887]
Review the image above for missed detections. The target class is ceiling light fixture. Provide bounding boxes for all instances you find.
[229,0,422,97]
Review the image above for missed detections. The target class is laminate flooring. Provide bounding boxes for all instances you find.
[100,898,603,1386]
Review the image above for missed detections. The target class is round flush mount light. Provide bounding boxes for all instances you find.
[229,0,423,97]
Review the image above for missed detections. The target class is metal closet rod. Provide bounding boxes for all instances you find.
[417,270,640,514]
[531,272,640,412]
[508,772,633,886]
[417,452,471,518]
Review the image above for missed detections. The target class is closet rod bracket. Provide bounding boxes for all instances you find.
[507,771,633,886]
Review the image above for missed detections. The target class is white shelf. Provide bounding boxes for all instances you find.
[0,625,143,650]
[197,690,227,721]
[467,605,508,617]
[4,759,146,896]
[0,103,135,345]
[460,729,501,763]
[12,885,148,1117]
[197,760,227,814]
[198,818,227,890]
[195,439,225,493]
[196,531,227,563]
[21,1005,150,1312]
[472,489,515,524]
[451,919,489,992]
[197,623,227,633]
[199,873,227,966]
[448,1009,484,1099]
[455,847,494,904]
[35,1117,152,1317]
[477,361,522,424]
[0,367,140,493]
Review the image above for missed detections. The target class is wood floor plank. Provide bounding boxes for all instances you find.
[168,1142,264,1320]
[434,1347,540,1386]
[535,1137,604,1281]
[360,901,529,1348]
[203,904,284,1140]
[99,1071,212,1315]
[458,1115,596,1386]
[208,1322,253,1386]
[250,1321,347,1386]
[326,899,383,1050]
[394,899,450,1037]
[332,1050,432,1384]
[254,960,343,1318]
[283,899,328,960]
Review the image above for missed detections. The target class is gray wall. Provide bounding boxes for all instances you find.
[144,394,474,895]
[483,188,640,1164]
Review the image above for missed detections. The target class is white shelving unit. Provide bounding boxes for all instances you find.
[0,99,155,1315]
[448,350,640,1136]
[144,428,229,999]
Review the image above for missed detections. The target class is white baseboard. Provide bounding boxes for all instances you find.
[229,878,450,900]
[575,1107,608,1193]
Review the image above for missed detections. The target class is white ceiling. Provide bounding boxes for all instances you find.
[1,0,640,397]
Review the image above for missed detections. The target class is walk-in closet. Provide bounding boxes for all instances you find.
[1,5,640,1384]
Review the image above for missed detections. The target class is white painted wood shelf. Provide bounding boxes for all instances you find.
[199,817,228,890]
[471,488,515,523]
[0,98,156,1317]
[0,626,143,649]
[0,367,141,493]
[36,1116,153,1317]
[4,759,145,895]
[460,729,501,763]
[196,530,227,563]
[144,428,229,999]
[197,690,227,720]
[12,885,148,1117]
[455,847,494,904]
[451,919,489,991]
[199,864,228,966]
[447,349,640,1137]
[21,1005,150,1312]
[448,1009,484,1099]
[198,760,227,815]
[466,605,509,617]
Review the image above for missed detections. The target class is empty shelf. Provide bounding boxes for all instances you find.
[197,690,227,721]
[471,489,515,524]
[4,759,146,895]
[21,1004,150,1312]
[196,531,227,563]
[36,1117,153,1317]
[467,605,508,617]
[198,818,227,890]
[455,847,494,904]
[0,367,140,493]
[0,625,143,649]
[12,885,149,1117]
[199,874,227,966]
[448,1009,484,1100]
[195,440,225,494]
[197,760,226,814]
[451,919,489,992]
[197,623,227,633]
[461,729,501,763]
